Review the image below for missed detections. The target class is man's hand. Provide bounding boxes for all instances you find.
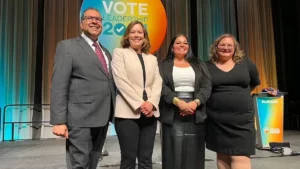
[52,124,68,139]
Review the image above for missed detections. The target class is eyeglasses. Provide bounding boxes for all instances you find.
[217,44,234,49]
[83,16,103,23]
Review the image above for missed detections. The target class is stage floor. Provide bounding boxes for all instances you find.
[0,130,299,169]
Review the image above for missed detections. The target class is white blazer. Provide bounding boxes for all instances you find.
[112,47,162,118]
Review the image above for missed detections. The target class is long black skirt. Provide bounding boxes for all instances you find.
[161,103,205,169]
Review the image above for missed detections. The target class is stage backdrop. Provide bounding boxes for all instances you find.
[81,0,167,54]
[0,0,279,141]
[0,0,38,141]
[80,0,168,135]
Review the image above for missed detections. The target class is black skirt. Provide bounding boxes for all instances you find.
[205,117,256,155]
[161,98,206,169]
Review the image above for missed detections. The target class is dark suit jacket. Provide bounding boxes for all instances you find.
[50,36,116,127]
[158,59,212,125]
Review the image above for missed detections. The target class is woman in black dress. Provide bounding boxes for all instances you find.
[159,34,212,169]
[205,34,261,169]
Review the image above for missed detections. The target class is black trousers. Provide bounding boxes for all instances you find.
[115,115,157,169]
[161,101,206,169]
[66,125,108,169]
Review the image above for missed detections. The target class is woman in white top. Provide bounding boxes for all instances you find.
[158,34,212,169]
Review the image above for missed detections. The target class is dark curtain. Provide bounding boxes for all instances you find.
[271,0,300,129]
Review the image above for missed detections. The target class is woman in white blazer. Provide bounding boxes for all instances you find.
[111,20,162,169]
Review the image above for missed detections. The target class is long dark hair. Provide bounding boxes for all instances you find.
[165,34,199,63]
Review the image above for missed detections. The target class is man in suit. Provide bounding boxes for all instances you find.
[50,7,115,169]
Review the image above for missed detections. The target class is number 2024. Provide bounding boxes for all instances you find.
[103,22,148,36]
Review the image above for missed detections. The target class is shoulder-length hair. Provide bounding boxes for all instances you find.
[209,34,244,63]
[120,21,151,54]
[165,34,199,63]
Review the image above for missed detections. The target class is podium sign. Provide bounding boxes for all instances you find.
[254,94,284,149]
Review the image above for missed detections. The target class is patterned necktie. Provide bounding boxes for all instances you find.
[93,42,109,75]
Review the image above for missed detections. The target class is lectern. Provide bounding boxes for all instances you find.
[253,92,285,149]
